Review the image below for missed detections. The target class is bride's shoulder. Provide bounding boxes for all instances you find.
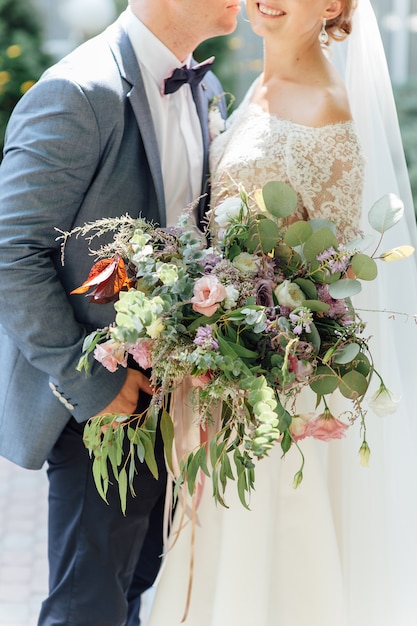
[313,66,353,126]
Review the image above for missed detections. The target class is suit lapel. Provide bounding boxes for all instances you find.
[191,77,211,224]
[105,21,166,225]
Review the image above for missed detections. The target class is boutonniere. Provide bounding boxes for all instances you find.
[208,93,235,141]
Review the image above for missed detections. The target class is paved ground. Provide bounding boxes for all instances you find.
[0,456,48,626]
[0,456,155,626]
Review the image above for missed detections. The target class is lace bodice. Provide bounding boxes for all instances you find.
[209,100,365,241]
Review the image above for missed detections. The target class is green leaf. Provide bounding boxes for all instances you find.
[294,278,317,300]
[186,451,201,496]
[309,365,339,395]
[308,218,337,235]
[328,278,362,299]
[350,254,378,280]
[92,457,108,503]
[302,299,330,312]
[303,228,339,262]
[305,322,321,352]
[118,468,128,516]
[352,352,371,376]
[280,429,292,454]
[237,468,250,509]
[160,409,174,472]
[274,243,303,270]
[368,193,404,233]
[283,221,313,247]
[379,245,415,262]
[339,370,369,399]
[346,234,375,252]
[262,181,298,218]
[138,431,159,480]
[333,342,361,364]
[247,218,280,254]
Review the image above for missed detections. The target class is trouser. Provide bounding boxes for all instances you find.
[38,402,167,626]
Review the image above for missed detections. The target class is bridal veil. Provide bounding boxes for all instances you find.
[331,1,417,624]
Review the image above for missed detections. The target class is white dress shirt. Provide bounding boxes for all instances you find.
[122,8,204,227]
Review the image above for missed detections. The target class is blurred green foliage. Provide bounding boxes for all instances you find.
[394,81,417,216]
[0,0,51,154]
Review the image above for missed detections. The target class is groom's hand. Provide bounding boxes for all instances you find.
[92,368,153,419]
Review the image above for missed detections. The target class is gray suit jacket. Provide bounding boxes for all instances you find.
[0,16,223,469]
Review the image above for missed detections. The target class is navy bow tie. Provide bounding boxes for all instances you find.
[163,57,215,95]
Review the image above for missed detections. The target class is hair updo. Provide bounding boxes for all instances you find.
[326,0,358,42]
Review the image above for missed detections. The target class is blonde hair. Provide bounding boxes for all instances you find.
[327,0,358,42]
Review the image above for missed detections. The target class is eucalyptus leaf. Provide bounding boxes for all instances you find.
[328,278,362,299]
[345,234,375,252]
[284,221,313,247]
[339,370,369,399]
[254,188,267,213]
[237,469,250,510]
[92,457,108,503]
[302,299,330,312]
[368,193,404,233]
[305,322,321,352]
[118,468,128,516]
[333,342,360,364]
[308,218,338,235]
[160,409,175,472]
[262,181,298,218]
[379,245,415,262]
[303,228,339,262]
[294,278,317,300]
[350,254,378,280]
[247,218,280,254]
[352,352,371,376]
[139,431,159,480]
[309,365,339,395]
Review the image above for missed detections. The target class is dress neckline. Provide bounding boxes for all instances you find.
[246,101,355,131]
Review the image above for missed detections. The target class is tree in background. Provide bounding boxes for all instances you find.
[0,0,51,155]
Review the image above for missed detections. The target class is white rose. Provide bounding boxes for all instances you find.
[232,252,259,275]
[223,284,240,309]
[274,280,305,310]
[213,197,244,228]
[368,385,400,416]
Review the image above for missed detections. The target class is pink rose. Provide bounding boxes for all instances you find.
[304,410,349,441]
[128,338,153,370]
[191,275,227,317]
[94,339,127,373]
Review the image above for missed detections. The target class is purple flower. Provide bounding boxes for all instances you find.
[194,325,219,350]
[316,247,336,262]
[203,253,222,273]
[317,284,349,319]
[254,278,275,308]
[289,309,312,334]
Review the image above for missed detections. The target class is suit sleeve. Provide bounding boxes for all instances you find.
[0,75,127,421]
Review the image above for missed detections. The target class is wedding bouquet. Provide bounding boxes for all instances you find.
[67,181,412,512]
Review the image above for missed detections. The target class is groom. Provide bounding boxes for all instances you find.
[0,0,240,624]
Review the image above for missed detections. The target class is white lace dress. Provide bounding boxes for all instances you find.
[147,95,413,626]
[209,100,364,242]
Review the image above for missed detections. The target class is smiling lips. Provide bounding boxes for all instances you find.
[258,3,286,16]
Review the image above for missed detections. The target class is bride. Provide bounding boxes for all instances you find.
[147,1,417,625]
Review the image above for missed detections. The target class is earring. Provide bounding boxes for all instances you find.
[318,18,329,45]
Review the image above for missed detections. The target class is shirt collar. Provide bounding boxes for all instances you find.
[122,7,192,88]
